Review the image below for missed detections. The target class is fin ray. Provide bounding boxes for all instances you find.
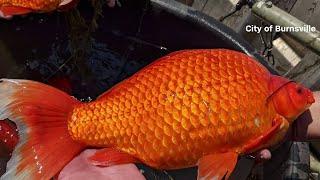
[242,116,283,152]
[0,79,85,180]
[0,6,32,16]
[89,148,139,167]
[197,152,238,180]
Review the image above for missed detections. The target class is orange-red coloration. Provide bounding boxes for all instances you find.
[197,152,238,179]
[0,76,71,158]
[0,49,314,180]
[67,49,301,169]
[89,148,140,166]
[0,0,77,17]
[270,81,315,122]
[0,120,18,156]
[9,82,83,180]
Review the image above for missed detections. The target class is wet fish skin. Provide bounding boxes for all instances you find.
[0,49,314,180]
[69,49,279,169]
[0,0,78,18]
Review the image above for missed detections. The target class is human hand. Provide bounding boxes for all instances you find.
[58,149,146,180]
[255,92,319,162]
[60,91,320,179]
[254,111,311,161]
[0,12,12,20]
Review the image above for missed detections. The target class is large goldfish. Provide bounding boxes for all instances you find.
[0,0,78,19]
[0,49,314,180]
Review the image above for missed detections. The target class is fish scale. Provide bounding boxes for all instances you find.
[68,49,277,169]
[0,0,60,11]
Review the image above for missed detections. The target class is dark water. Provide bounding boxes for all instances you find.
[0,0,240,100]
[0,0,270,179]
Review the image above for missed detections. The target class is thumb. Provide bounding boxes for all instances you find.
[253,149,272,163]
[59,149,145,180]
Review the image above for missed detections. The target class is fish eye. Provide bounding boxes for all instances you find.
[297,87,303,94]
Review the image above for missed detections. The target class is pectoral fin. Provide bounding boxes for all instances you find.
[88,148,139,167]
[197,152,238,180]
[243,116,283,152]
[0,6,32,16]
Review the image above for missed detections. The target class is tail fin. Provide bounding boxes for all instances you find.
[0,79,85,180]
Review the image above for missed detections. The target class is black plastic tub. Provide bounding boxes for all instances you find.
[0,0,307,179]
[0,1,275,91]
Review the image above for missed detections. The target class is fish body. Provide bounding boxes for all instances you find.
[69,49,278,168]
[0,49,314,180]
[0,0,77,18]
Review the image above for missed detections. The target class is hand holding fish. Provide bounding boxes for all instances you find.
[58,149,145,180]
[0,49,315,180]
[256,91,320,161]
[59,91,320,179]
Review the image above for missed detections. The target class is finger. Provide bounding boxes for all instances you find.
[0,11,12,20]
[253,149,272,163]
[107,0,116,7]
[59,149,146,180]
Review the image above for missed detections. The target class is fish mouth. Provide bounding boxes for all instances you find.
[307,91,316,104]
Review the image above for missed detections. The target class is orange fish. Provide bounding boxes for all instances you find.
[0,49,314,180]
[0,0,78,19]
